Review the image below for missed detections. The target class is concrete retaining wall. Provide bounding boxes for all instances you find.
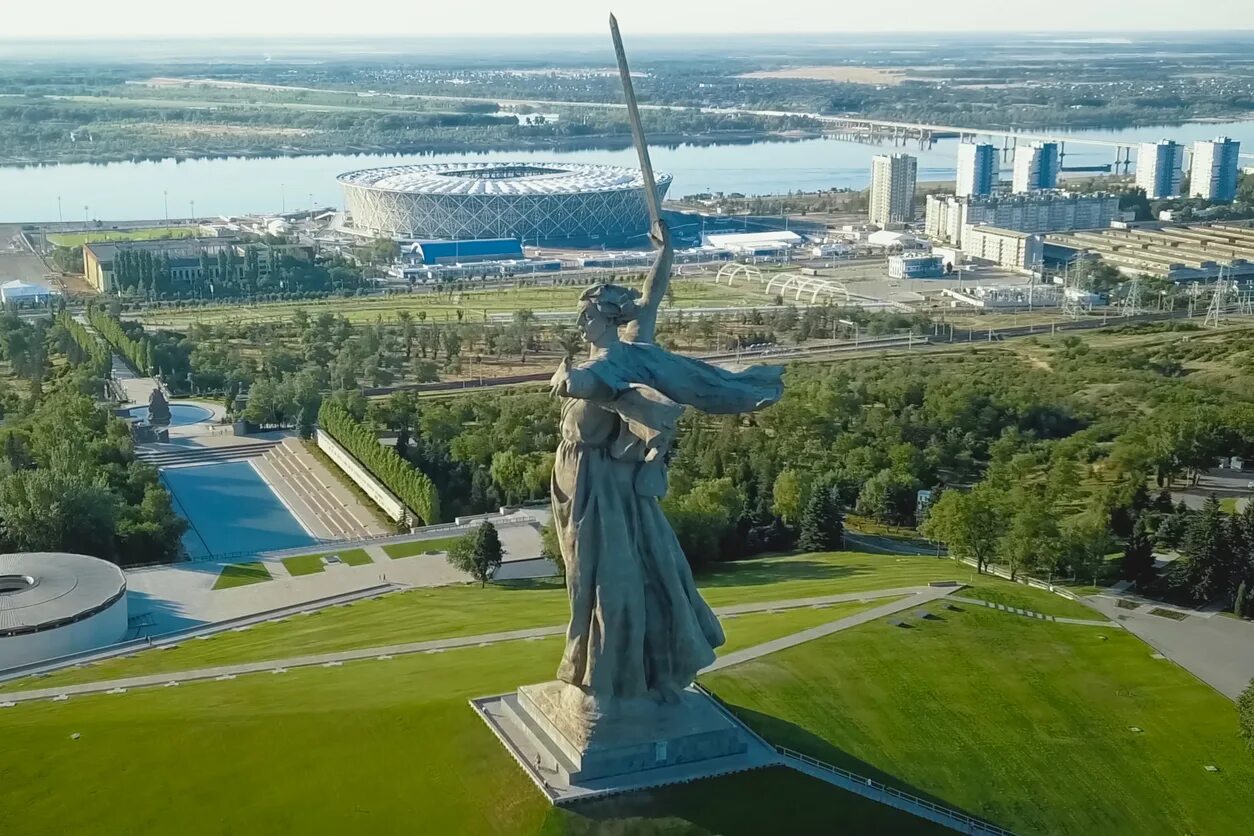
[315,429,407,523]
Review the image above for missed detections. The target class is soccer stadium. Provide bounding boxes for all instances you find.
[338,162,672,245]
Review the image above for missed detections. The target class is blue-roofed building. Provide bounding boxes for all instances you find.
[410,238,523,265]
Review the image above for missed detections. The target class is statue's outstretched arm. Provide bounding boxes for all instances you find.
[623,218,673,344]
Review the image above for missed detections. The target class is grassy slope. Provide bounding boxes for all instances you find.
[702,608,1254,836]
[384,536,464,558]
[958,581,1098,620]
[5,553,1062,690]
[1,635,939,836]
[280,548,373,576]
[211,562,272,590]
[4,551,982,689]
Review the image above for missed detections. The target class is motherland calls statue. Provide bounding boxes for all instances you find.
[478,18,786,789]
[544,219,784,736]
[538,13,784,745]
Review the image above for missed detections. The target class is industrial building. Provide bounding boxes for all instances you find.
[869,153,918,226]
[338,162,671,245]
[1046,221,1254,281]
[0,552,128,669]
[961,225,1043,271]
[1136,140,1185,200]
[1012,142,1060,193]
[888,253,946,279]
[956,143,998,198]
[405,238,524,265]
[1190,137,1242,202]
[702,230,802,256]
[81,238,307,293]
[925,191,1120,247]
[0,279,56,305]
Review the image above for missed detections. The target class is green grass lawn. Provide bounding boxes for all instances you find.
[280,548,373,576]
[701,608,1254,836]
[47,226,197,247]
[133,278,766,329]
[3,551,981,690]
[211,562,272,590]
[383,536,465,558]
[0,638,938,835]
[958,580,1101,620]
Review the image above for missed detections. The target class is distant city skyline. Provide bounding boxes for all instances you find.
[6,1,1254,38]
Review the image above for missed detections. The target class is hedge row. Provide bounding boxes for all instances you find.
[56,311,112,379]
[318,400,440,526]
[88,307,151,375]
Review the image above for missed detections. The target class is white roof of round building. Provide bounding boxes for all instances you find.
[337,162,670,197]
[0,552,126,635]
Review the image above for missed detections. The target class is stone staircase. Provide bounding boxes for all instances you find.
[252,438,381,541]
[135,441,278,469]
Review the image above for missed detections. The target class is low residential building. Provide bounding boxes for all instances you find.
[961,225,1044,271]
[925,191,1120,247]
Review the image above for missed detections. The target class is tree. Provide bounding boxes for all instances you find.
[920,486,1003,573]
[540,520,564,577]
[1001,499,1061,580]
[855,468,920,527]
[1182,496,1234,603]
[1236,581,1249,619]
[1240,678,1254,754]
[1122,516,1156,585]
[447,521,504,587]
[771,469,802,525]
[797,488,844,552]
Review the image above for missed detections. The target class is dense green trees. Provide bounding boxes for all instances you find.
[88,307,150,374]
[0,386,185,565]
[317,399,440,525]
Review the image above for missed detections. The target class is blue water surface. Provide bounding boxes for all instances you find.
[130,403,214,427]
[162,460,315,558]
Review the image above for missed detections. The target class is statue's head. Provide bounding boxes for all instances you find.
[577,283,640,344]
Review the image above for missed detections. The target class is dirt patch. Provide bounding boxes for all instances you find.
[147,123,315,138]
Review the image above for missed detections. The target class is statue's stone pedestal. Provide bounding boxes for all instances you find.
[472,681,776,803]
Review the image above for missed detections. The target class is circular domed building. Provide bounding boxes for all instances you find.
[0,553,128,670]
[338,162,671,245]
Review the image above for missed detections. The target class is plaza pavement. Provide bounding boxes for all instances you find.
[1086,595,1254,699]
[125,519,550,634]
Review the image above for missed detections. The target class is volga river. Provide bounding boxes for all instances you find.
[2,119,1252,223]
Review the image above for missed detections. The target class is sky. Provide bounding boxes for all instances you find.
[3,0,1252,39]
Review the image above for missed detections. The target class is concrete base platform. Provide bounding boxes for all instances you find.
[471,683,779,804]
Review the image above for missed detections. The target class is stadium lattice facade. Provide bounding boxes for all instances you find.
[338,162,671,245]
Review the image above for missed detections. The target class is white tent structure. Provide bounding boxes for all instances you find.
[0,280,55,305]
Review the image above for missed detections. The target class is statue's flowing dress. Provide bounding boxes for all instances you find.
[553,340,784,699]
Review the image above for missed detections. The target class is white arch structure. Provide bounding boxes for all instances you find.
[716,263,762,286]
[765,273,852,304]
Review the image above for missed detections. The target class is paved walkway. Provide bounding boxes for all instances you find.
[0,587,948,705]
[1086,595,1254,699]
[705,586,959,673]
